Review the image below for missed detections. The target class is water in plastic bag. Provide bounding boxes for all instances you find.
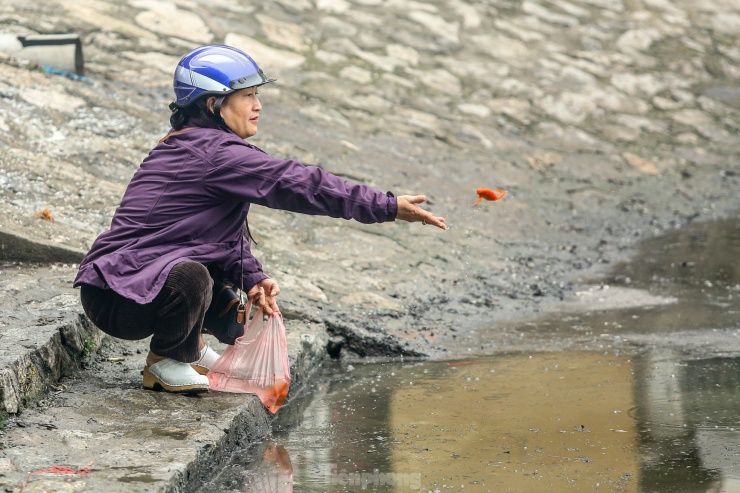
[208,306,291,413]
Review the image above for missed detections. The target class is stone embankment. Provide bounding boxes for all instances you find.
[0,0,737,490]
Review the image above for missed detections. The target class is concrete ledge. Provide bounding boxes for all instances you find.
[0,317,327,492]
[0,263,104,418]
[0,231,85,264]
[0,314,105,416]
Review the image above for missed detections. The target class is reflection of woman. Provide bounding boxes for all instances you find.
[73,44,446,395]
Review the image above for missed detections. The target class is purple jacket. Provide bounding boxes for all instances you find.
[74,126,398,304]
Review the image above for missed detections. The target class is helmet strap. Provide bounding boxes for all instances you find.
[213,96,226,120]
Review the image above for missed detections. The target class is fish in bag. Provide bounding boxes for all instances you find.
[208,304,291,413]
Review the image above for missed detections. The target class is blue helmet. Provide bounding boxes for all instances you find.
[172,44,275,107]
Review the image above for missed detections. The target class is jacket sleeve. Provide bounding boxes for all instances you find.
[204,137,398,224]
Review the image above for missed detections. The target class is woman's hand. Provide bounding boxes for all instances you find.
[396,195,447,230]
[248,278,280,315]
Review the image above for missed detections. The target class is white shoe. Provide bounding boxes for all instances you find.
[143,358,209,394]
[191,345,220,375]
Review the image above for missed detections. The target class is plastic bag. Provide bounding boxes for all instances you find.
[207,304,291,413]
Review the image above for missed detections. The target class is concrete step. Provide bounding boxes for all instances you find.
[0,264,327,492]
[0,264,102,418]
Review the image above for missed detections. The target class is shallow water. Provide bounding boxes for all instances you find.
[200,352,739,492]
[197,218,740,492]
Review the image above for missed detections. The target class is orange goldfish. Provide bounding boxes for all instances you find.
[474,187,506,205]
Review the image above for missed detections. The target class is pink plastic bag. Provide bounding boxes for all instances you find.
[208,304,291,413]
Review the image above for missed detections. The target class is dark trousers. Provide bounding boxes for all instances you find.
[80,262,214,363]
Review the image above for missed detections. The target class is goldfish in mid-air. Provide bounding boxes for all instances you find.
[474,187,507,205]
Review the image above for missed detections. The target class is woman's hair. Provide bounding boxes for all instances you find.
[170,98,222,130]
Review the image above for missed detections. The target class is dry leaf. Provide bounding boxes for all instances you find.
[622,152,659,175]
[35,207,55,223]
[525,151,562,171]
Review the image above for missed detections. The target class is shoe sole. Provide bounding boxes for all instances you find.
[142,367,209,394]
[191,364,209,376]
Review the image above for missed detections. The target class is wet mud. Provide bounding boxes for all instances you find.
[445,216,740,357]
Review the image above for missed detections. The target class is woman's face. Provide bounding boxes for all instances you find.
[217,87,262,139]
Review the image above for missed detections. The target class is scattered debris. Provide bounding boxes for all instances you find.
[42,65,92,83]
[20,462,94,492]
[34,207,54,223]
[524,152,562,171]
[622,152,659,175]
[32,462,94,475]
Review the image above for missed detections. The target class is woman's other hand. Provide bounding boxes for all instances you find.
[396,195,447,230]
[248,278,280,315]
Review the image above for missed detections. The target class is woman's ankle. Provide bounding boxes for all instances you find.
[146,351,166,367]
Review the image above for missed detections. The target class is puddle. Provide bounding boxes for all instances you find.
[199,353,740,492]
[580,216,740,337]
[460,217,740,356]
[195,218,740,492]
[634,355,740,492]
[125,427,190,440]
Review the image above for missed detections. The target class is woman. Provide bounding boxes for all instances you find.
[74,44,446,394]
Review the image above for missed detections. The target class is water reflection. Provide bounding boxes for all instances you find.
[634,353,740,492]
[197,353,740,492]
[386,353,637,492]
[242,444,294,493]
[198,441,295,492]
